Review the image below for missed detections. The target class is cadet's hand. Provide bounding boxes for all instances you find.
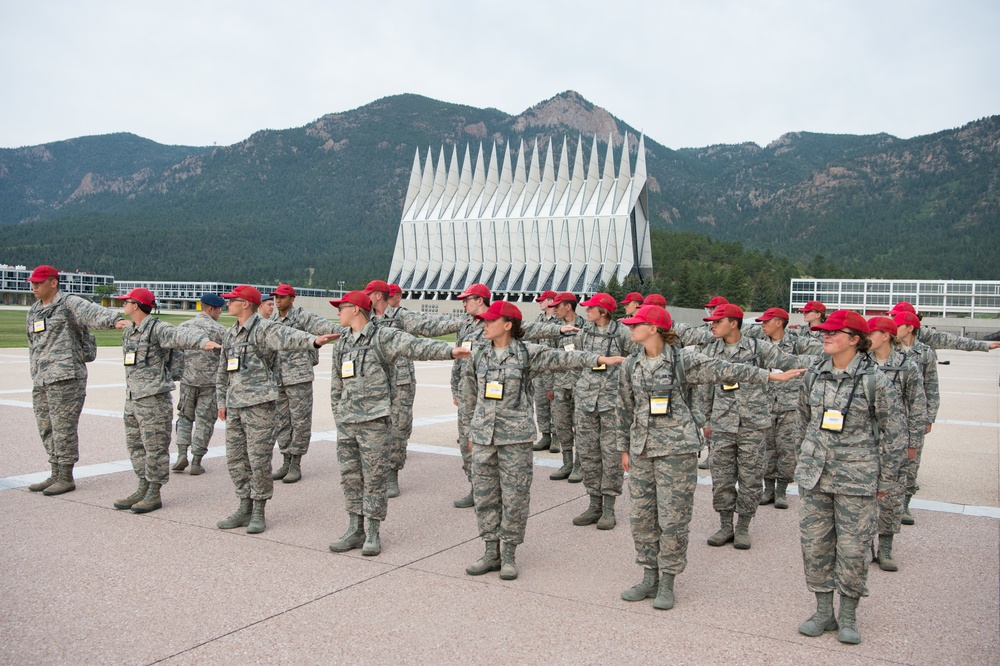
[115,320,128,329]
[925,423,933,435]
[990,342,1000,350]
[314,333,339,347]
[546,390,554,401]
[560,325,580,334]
[621,451,630,473]
[599,355,626,366]
[218,408,226,421]
[768,368,807,382]
[451,346,472,359]
[204,341,222,351]
[703,427,712,439]
[453,397,459,406]
[467,439,472,452]
[876,491,886,499]
[907,446,917,461]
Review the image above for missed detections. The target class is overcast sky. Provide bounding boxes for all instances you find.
[2,0,997,150]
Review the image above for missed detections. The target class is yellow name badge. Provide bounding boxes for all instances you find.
[32,320,46,333]
[226,357,240,372]
[461,340,473,350]
[563,343,576,351]
[341,360,355,378]
[722,383,739,392]
[821,409,845,432]
[484,381,504,400]
[592,364,607,372]
[123,352,137,366]
[649,396,670,415]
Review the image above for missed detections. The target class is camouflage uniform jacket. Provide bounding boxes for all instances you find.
[459,339,601,446]
[176,313,226,388]
[918,326,990,352]
[121,317,209,400]
[271,306,340,386]
[766,330,825,413]
[27,292,122,387]
[693,334,815,433]
[619,346,772,456]
[900,339,940,422]
[216,314,319,409]
[574,319,637,412]
[377,305,462,390]
[673,322,714,348]
[331,321,454,425]
[868,348,928,447]
[547,314,587,391]
[795,353,907,495]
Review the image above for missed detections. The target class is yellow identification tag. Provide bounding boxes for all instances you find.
[341,360,355,378]
[33,320,46,333]
[649,396,670,415]
[461,340,473,350]
[592,363,607,372]
[821,409,845,432]
[226,357,240,372]
[563,343,576,351]
[484,381,504,400]
[123,352,137,366]
[722,383,739,392]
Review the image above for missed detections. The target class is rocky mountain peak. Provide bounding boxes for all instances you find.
[510,90,621,140]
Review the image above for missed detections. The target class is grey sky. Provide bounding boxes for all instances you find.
[2,0,997,150]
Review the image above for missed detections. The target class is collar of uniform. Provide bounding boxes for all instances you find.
[817,350,866,379]
[357,320,377,341]
[134,314,156,333]
[237,313,260,334]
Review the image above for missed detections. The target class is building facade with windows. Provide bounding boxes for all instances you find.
[1,265,115,305]
[789,279,1000,318]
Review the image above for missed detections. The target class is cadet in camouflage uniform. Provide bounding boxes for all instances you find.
[796,310,907,645]
[754,308,824,509]
[618,305,804,610]
[796,301,828,344]
[694,304,815,549]
[25,265,125,495]
[572,293,637,531]
[531,290,558,452]
[622,292,644,317]
[460,301,626,581]
[888,301,1000,352]
[547,292,587,481]
[216,285,338,534]
[172,293,226,475]
[866,316,927,571]
[112,288,218,514]
[258,293,275,319]
[327,291,469,557]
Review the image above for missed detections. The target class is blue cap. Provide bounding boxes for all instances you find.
[261,293,275,302]
[200,293,225,307]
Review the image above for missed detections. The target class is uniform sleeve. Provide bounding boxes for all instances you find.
[451,359,463,402]
[923,348,941,422]
[674,322,714,347]
[681,350,772,386]
[155,322,209,350]
[904,360,928,446]
[216,349,230,409]
[329,341,344,409]
[758,338,815,370]
[458,355,478,443]
[524,343,601,378]
[65,295,122,330]
[919,327,989,352]
[299,310,343,336]
[263,322,317,352]
[398,310,463,337]
[617,362,635,453]
[382,328,454,363]
[522,320,565,341]
[874,373,907,493]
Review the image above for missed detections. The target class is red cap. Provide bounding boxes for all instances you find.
[364,279,391,295]
[457,283,491,301]
[330,291,372,311]
[118,288,157,307]
[622,292,644,305]
[811,309,869,334]
[273,284,296,297]
[551,292,578,306]
[704,303,744,321]
[703,296,729,309]
[798,300,827,313]
[580,293,617,312]
[474,300,522,321]
[221,285,262,305]
[755,307,790,322]
[867,316,898,336]
[642,293,667,307]
[887,301,916,315]
[622,305,672,330]
[892,311,921,330]
[388,283,402,296]
[535,290,557,302]
[27,265,60,282]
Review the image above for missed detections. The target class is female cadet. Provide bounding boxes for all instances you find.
[460,301,625,581]
[866,316,927,571]
[796,310,906,645]
[618,305,805,610]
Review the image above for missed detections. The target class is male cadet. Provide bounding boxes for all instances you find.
[259,293,275,319]
[695,303,814,549]
[622,292,644,317]
[547,292,586,481]
[216,285,338,534]
[172,293,227,475]
[532,290,558,452]
[26,265,126,495]
[387,283,404,309]
[270,283,340,484]
[754,307,823,509]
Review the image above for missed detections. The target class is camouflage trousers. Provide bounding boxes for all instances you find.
[763,409,803,483]
[877,476,906,535]
[175,384,218,456]
[551,388,576,454]
[337,417,391,521]
[32,378,86,466]
[389,382,415,472]
[799,480,877,599]
[901,432,925,495]
[575,407,622,498]
[225,402,277,500]
[124,392,173,486]
[629,452,698,575]
[710,428,767,517]
[274,381,313,457]
[533,376,551,433]
[471,441,534,545]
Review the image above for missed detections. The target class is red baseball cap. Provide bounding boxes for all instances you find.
[221,285,262,305]
[364,279,391,295]
[330,291,372,311]
[551,292,578,306]
[798,300,827,313]
[812,310,869,334]
[642,293,667,307]
[703,296,728,309]
[27,265,60,282]
[622,292,644,305]
[755,307,790,322]
[622,305,672,330]
[867,316,898,336]
[887,301,916,315]
[892,311,921,330]
[273,284,296,297]
[118,288,157,307]
[704,303,744,321]
[535,290,557,302]
[388,283,402,296]
[474,300,522,321]
[581,293,617,312]
[457,283,491,301]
